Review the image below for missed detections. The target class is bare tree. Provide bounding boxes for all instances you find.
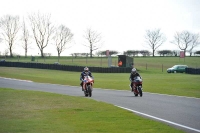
[3,49,9,58]
[53,25,73,60]
[171,32,181,49]
[21,19,31,57]
[171,31,192,55]
[0,15,20,57]
[144,29,166,57]
[83,28,103,58]
[29,12,54,57]
[188,33,200,56]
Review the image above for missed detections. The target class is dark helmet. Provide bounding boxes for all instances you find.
[131,68,136,75]
[84,67,89,72]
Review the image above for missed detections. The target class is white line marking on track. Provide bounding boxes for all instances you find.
[116,105,200,133]
[0,77,32,82]
[144,92,200,99]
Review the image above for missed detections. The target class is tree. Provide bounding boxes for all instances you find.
[29,12,54,57]
[53,25,73,60]
[194,50,200,55]
[0,15,20,57]
[140,50,151,56]
[171,31,192,56]
[188,33,200,56]
[95,51,102,57]
[108,50,119,56]
[21,19,31,57]
[124,50,140,57]
[97,50,119,56]
[83,28,103,58]
[144,29,166,57]
[172,50,179,56]
[157,50,173,56]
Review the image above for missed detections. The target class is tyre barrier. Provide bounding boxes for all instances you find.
[185,67,200,74]
[0,62,132,73]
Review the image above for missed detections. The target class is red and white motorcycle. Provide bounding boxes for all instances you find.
[131,76,143,97]
[83,75,94,97]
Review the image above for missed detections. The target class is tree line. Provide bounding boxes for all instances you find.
[0,13,200,58]
[0,12,102,59]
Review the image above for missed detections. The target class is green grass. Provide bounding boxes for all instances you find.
[0,67,200,98]
[0,88,184,133]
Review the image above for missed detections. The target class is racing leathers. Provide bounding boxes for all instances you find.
[129,72,141,91]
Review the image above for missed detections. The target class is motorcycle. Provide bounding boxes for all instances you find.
[83,75,94,97]
[131,76,143,97]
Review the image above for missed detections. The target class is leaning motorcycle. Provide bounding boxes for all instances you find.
[83,75,94,97]
[131,76,143,97]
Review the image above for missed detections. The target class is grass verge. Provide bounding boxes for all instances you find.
[0,88,184,133]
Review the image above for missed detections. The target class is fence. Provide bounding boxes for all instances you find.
[1,61,200,74]
[0,62,132,73]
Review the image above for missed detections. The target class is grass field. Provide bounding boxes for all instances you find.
[0,88,184,133]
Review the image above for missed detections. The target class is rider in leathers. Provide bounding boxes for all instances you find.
[80,67,93,91]
[129,68,141,92]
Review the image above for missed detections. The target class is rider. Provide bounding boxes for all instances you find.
[129,68,141,92]
[80,67,93,91]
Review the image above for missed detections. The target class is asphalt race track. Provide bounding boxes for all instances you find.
[0,77,200,133]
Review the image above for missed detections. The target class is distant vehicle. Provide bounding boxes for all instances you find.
[54,62,60,65]
[167,65,188,73]
[0,59,6,62]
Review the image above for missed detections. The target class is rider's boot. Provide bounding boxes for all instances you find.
[129,85,133,92]
[80,82,84,91]
[81,85,84,91]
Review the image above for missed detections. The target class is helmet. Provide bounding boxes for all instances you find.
[84,67,89,72]
[131,68,136,75]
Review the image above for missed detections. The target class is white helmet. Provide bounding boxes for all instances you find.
[84,67,89,72]
[131,68,136,75]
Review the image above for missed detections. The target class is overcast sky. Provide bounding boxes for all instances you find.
[0,0,200,56]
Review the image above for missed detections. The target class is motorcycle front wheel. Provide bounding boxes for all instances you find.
[84,85,88,97]
[87,85,92,97]
[138,86,143,97]
[84,90,88,97]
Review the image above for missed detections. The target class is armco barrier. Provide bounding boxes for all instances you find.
[185,67,200,74]
[0,62,132,73]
